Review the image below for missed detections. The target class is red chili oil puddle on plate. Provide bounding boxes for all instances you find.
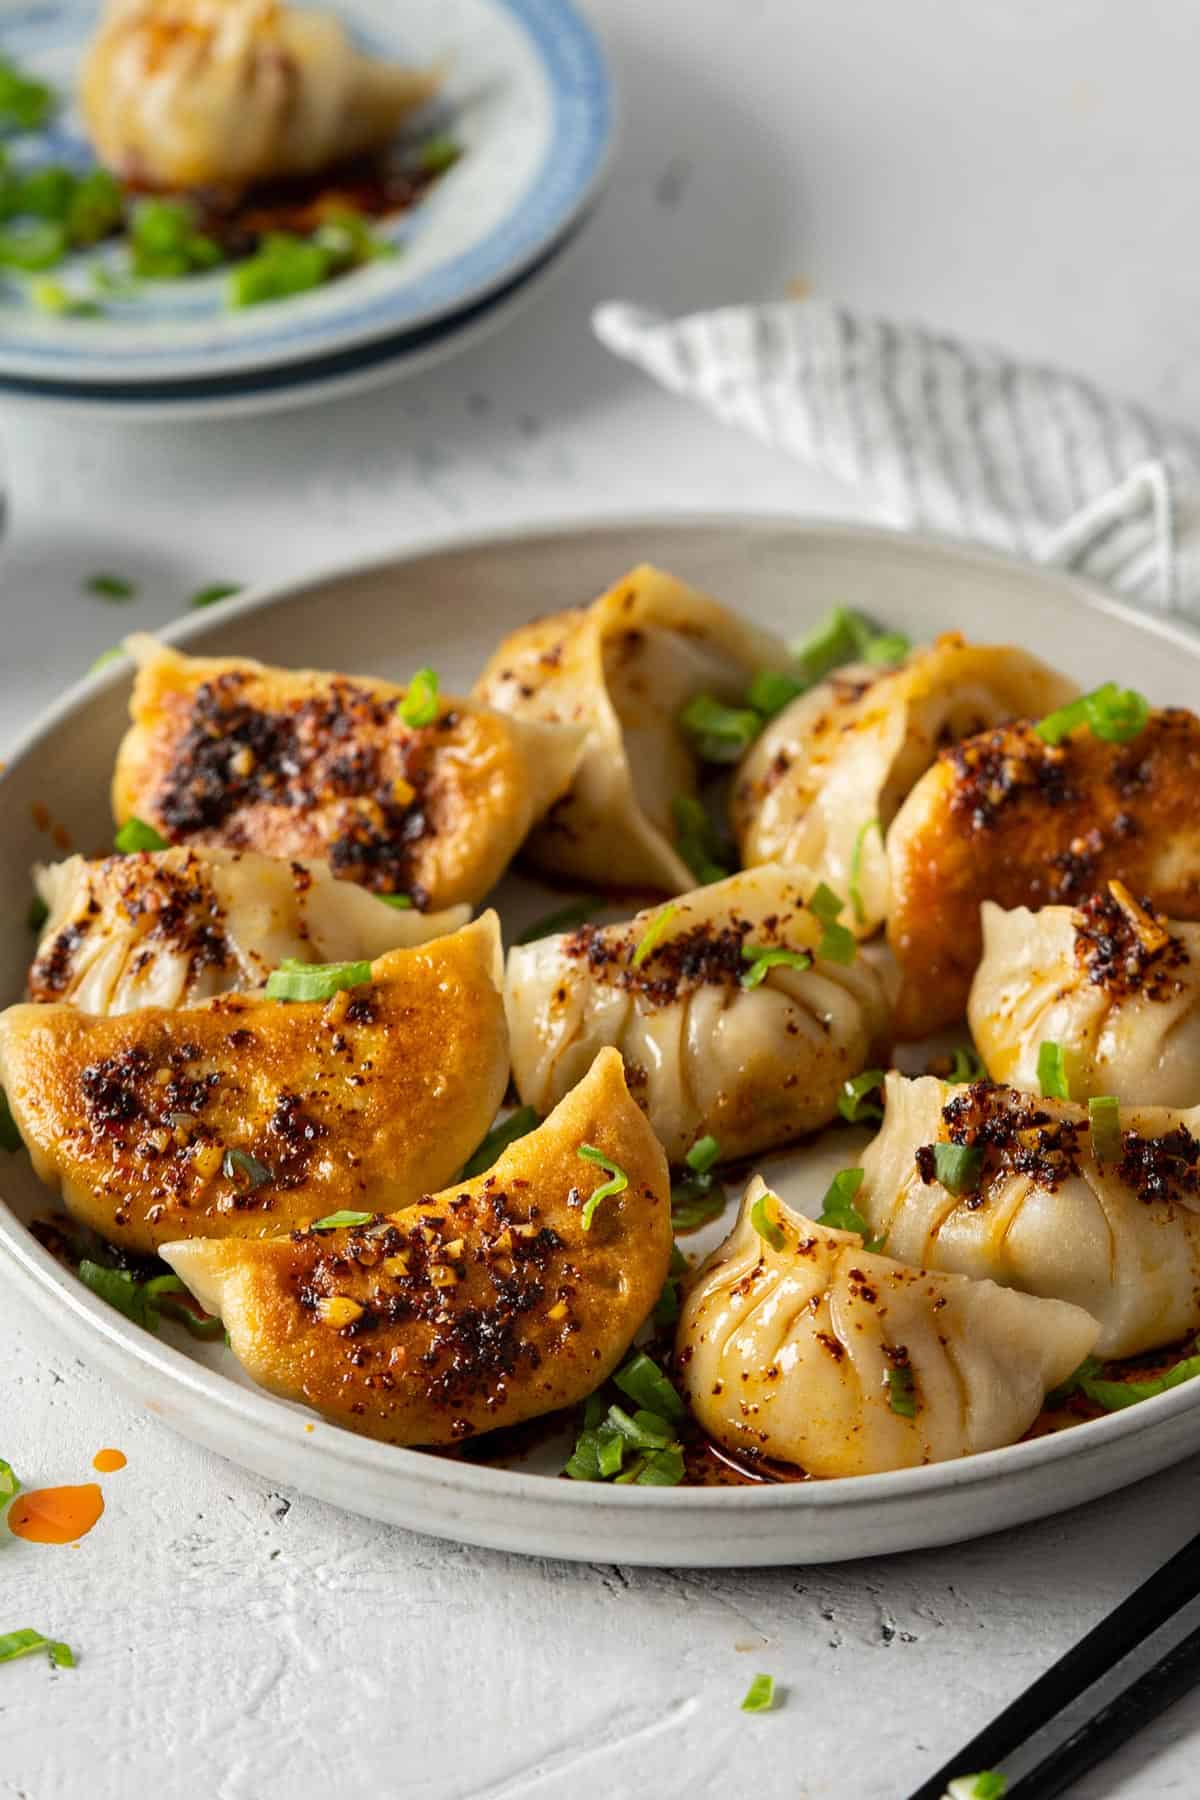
[92,1449,127,1473]
[8,1485,105,1544]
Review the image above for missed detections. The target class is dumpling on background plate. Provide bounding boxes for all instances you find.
[855,1072,1200,1357]
[677,1178,1098,1477]
[886,708,1200,1036]
[112,636,584,912]
[503,864,895,1165]
[732,635,1077,939]
[81,0,439,192]
[472,565,792,893]
[969,886,1200,1107]
[163,1049,672,1445]
[0,915,508,1255]
[29,847,470,1015]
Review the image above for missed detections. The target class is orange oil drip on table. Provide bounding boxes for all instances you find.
[8,1484,105,1544]
[92,1448,127,1473]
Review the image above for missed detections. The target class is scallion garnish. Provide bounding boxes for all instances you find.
[0,220,67,271]
[221,1147,273,1191]
[1037,1041,1071,1101]
[77,1262,221,1338]
[379,893,415,910]
[416,135,461,176]
[678,693,762,764]
[86,573,136,600]
[746,669,803,718]
[264,958,372,1002]
[0,1088,21,1154]
[686,1135,720,1176]
[809,882,856,963]
[631,901,679,968]
[862,631,911,666]
[565,1353,686,1483]
[0,56,56,130]
[671,793,730,886]
[653,1244,689,1329]
[945,1047,986,1085]
[613,1350,685,1421]
[516,896,602,943]
[790,606,874,682]
[1089,1095,1122,1163]
[625,1445,686,1486]
[0,1629,75,1670]
[309,1210,374,1231]
[947,1776,1008,1800]
[931,1142,983,1197]
[27,894,48,934]
[397,666,439,728]
[461,1105,540,1179]
[1034,683,1151,747]
[671,1138,725,1232]
[740,943,813,988]
[886,1363,917,1417]
[816,1167,881,1246]
[130,198,221,279]
[750,1190,786,1250]
[114,816,167,854]
[89,645,124,676]
[1044,1354,1104,1409]
[849,816,881,927]
[1058,1340,1200,1412]
[576,1144,628,1229]
[190,583,241,609]
[740,1673,776,1714]
[838,1070,885,1124]
[0,1457,19,1501]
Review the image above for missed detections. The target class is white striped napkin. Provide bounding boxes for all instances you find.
[593,298,1200,624]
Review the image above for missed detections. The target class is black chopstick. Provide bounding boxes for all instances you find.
[906,1528,1200,1799]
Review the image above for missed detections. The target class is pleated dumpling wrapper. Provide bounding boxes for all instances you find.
[0,914,508,1255]
[677,1178,1098,1478]
[112,637,584,911]
[472,565,793,893]
[81,0,439,191]
[855,1072,1200,1358]
[163,1049,672,1446]
[732,634,1077,939]
[29,847,470,1015]
[887,708,1200,1037]
[969,886,1200,1107]
[505,865,895,1164]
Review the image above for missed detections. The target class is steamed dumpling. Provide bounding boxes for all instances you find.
[677,1178,1098,1477]
[856,1072,1200,1357]
[732,635,1077,938]
[112,636,584,911]
[163,1049,672,1445]
[970,887,1200,1106]
[81,0,438,192]
[887,709,1200,1036]
[504,865,895,1163]
[0,915,508,1254]
[472,565,792,893]
[29,847,470,1015]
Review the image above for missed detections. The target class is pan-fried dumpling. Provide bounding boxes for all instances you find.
[887,710,1200,1036]
[163,1049,672,1445]
[472,565,792,893]
[732,636,1076,938]
[677,1178,1098,1477]
[81,0,438,192]
[0,914,508,1255]
[112,636,584,911]
[856,1072,1200,1357]
[504,865,896,1164]
[29,847,470,1015]
[970,887,1200,1107]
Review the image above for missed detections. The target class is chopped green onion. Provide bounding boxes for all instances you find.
[0,1457,19,1501]
[946,1047,987,1085]
[460,1105,540,1179]
[947,1773,1008,1799]
[311,208,394,272]
[563,1428,612,1481]
[631,901,679,968]
[65,168,122,247]
[817,1167,879,1245]
[671,793,730,886]
[1089,1095,1122,1164]
[750,1190,786,1250]
[0,219,66,270]
[379,893,415,910]
[886,1363,917,1417]
[740,943,813,988]
[416,135,461,176]
[190,583,241,609]
[26,893,48,934]
[809,881,856,963]
[790,606,874,682]
[614,1350,685,1422]
[0,1630,75,1671]
[88,645,124,676]
[576,1144,628,1229]
[86,572,136,600]
[1035,683,1151,747]
[931,1142,983,1197]
[516,896,602,943]
[1045,1355,1104,1409]
[157,1295,226,1340]
[77,1261,159,1330]
[746,669,804,718]
[670,1178,726,1233]
[848,816,881,927]
[397,666,440,728]
[838,1070,885,1124]
[686,1135,721,1176]
[0,57,56,131]
[309,1210,374,1231]
[221,1147,273,1191]
[1077,1347,1200,1412]
[0,1087,21,1153]
[228,231,326,304]
[653,1244,689,1329]
[264,957,371,1002]
[29,278,99,317]
[627,1444,685,1486]
[740,1673,776,1714]
[1037,1040,1071,1101]
[678,693,762,764]
[606,1404,675,1451]
[130,199,221,279]
[863,632,911,666]
[114,816,167,853]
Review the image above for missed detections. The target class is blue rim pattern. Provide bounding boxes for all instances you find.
[0,0,611,377]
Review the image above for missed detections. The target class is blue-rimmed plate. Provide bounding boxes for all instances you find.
[0,0,611,385]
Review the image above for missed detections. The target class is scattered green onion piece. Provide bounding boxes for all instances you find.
[0,1087,21,1153]
[88,645,124,675]
[86,572,136,600]
[931,1142,983,1197]
[190,583,241,609]
[1089,1095,1122,1164]
[750,1190,786,1251]
[671,793,730,886]
[816,1167,880,1245]
[0,1457,19,1501]
[114,816,167,853]
[631,1444,685,1486]
[606,1404,674,1451]
[631,901,679,968]
[848,816,881,927]
[228,231,328,305]
[0,1630,75,1671]
[29,277,98,317]
[740,943,813,989]
[563,1429,605,1481]
[1044,1354,1104,1409]
[595,1431,625,1479]
[678,692,763,764]
[685,1135,720,1176]
[790,606,874,682]
[311,208,393,272]
[77,1261,159,1330]
[461,1105,539,1178]
[1077,1348,1200,1412]
[862,631,911,666]
[0,219,66,270]
[26,894,48,934]
[838,1070,885,1124]
[886,1363,917,1417]
[613,1350,685,1422]
[1035,683,1151,747]
[746,668,803,718]
[945,1047,987,1085]
[740,1673,776,1714]
[157,1296,226,1340]
[809,881,856,963]
[576,1144,628,1229]
[264,958,372,1002]
[221,1147,273,1191]
[130,198,221,279]
[1037,1040,1072,1102]
[670,1178,726,1233]
[0,57,56,131]
[516,896,602,943]
[652,1245,689,1329]
[398,666,440,728]
[1032,694,1089,746]
[65,168,122,247]
[309,1210,374,1231]
[379,893,415,910]
[416,135,461,176]
[947,1774,1008,1799]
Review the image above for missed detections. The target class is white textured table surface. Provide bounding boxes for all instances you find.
[4,4,1200,1795]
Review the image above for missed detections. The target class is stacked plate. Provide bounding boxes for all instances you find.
[0,0,612,418]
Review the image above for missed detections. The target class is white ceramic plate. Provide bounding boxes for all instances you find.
[5,516,1200,1568]
[0,0,611,384]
